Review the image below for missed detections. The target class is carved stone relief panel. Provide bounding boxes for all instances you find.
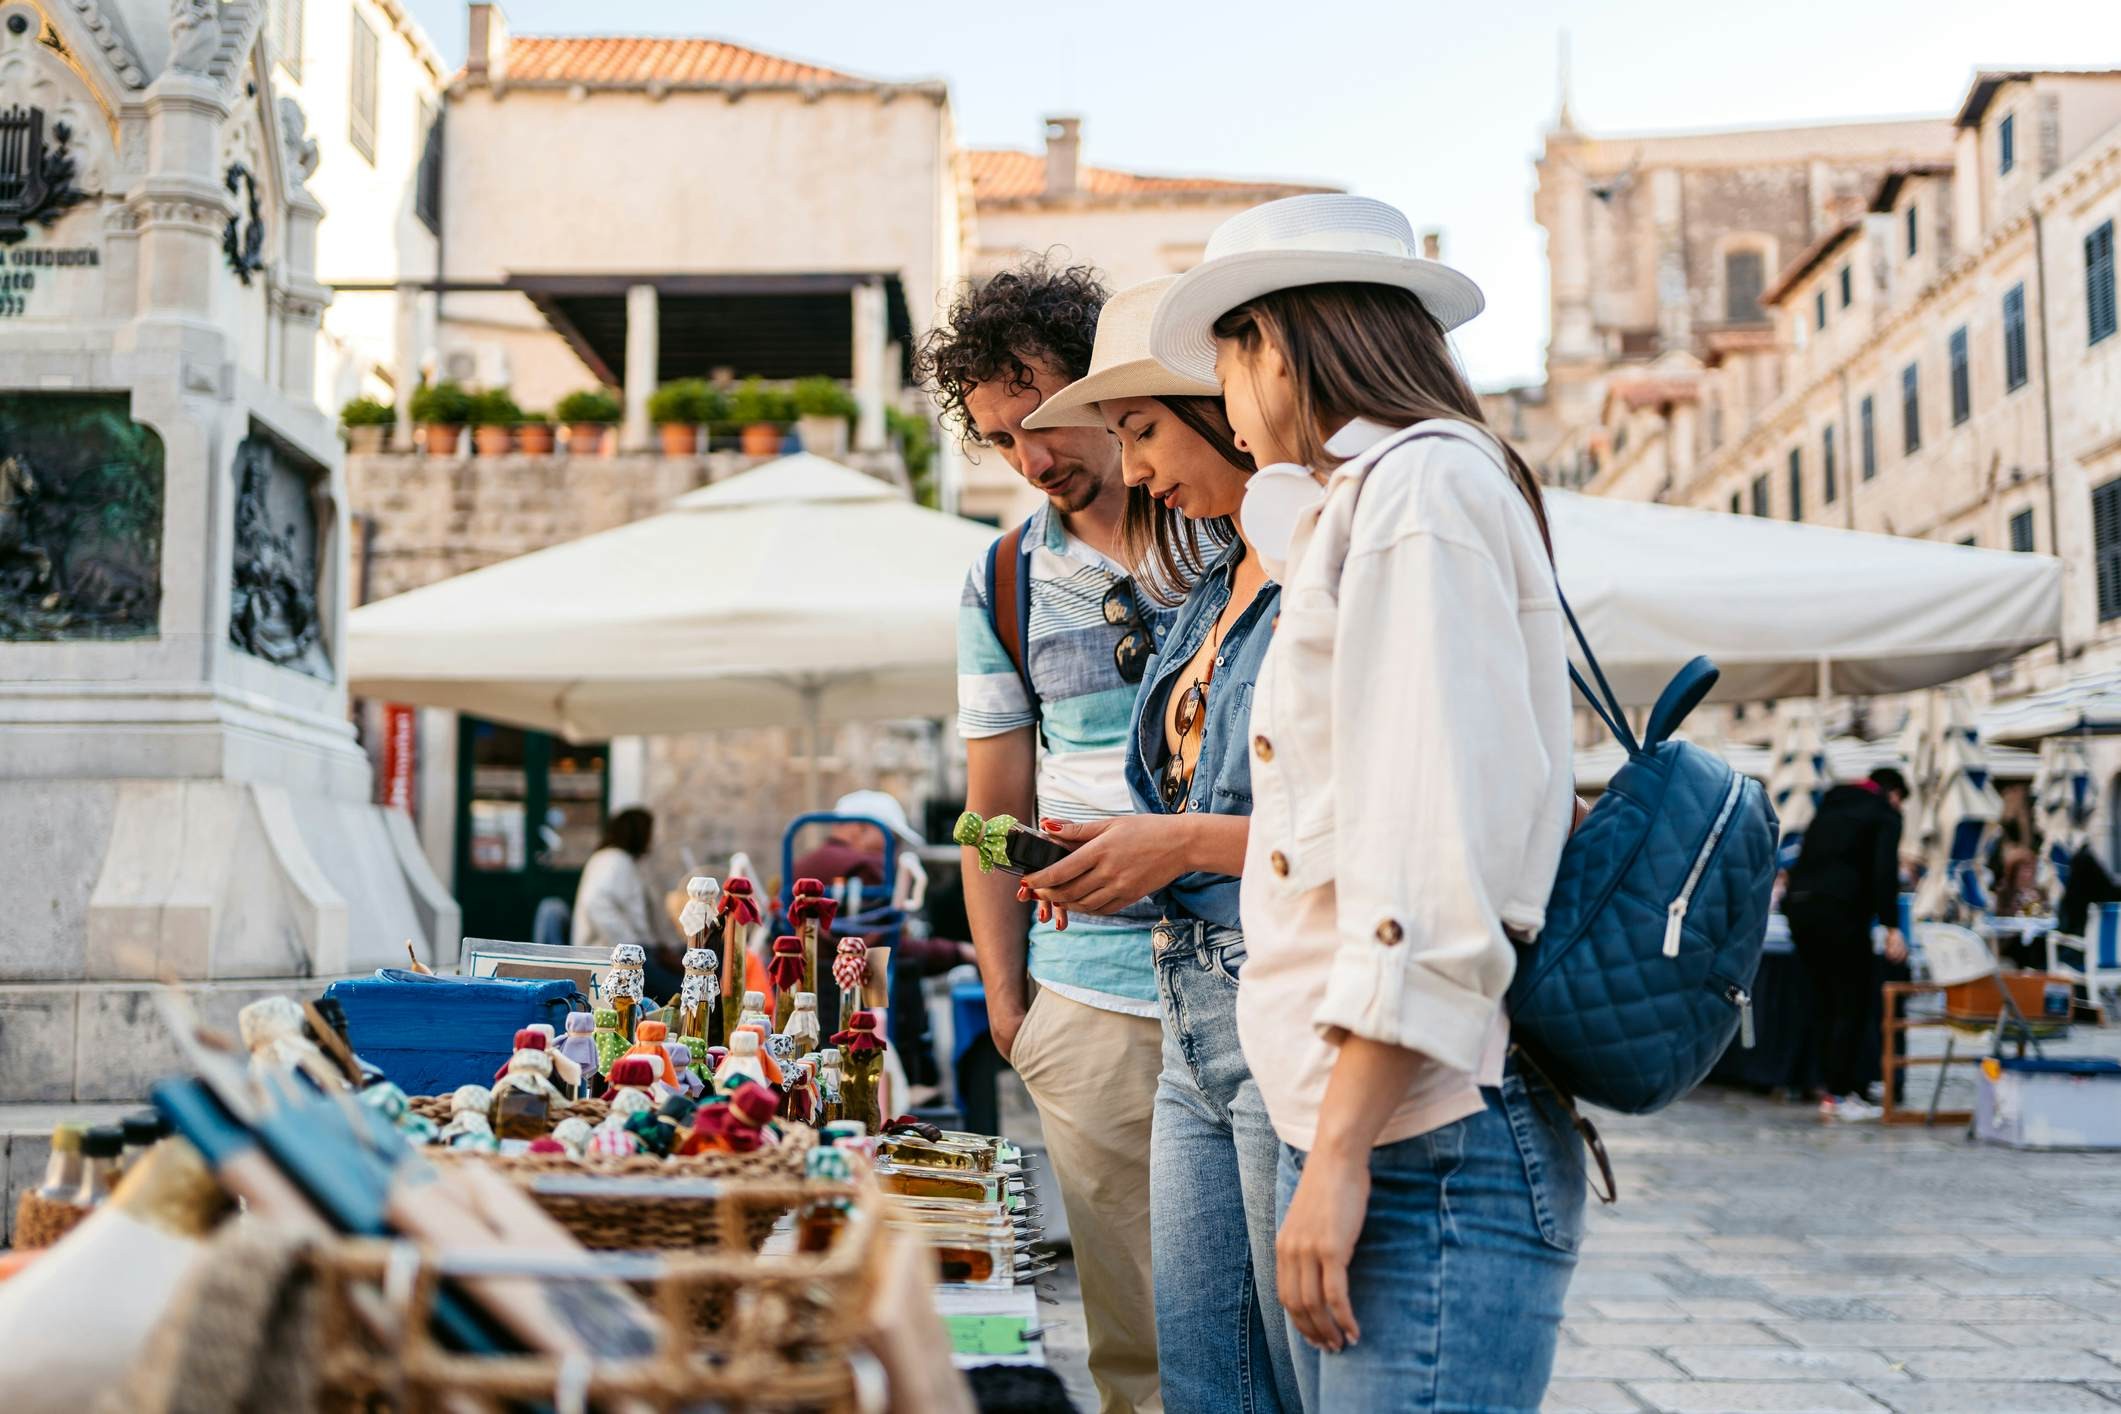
[228,427,329,678]
[0,392,162,640]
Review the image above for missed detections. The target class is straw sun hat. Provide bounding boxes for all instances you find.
[1148,193,1485,385]
[1020,275,1220,431]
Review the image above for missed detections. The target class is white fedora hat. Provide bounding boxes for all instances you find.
[1149,194,1484,385]
[1021,276,1221,430]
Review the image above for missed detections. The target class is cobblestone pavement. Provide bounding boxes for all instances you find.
[1548,1076,2121,1414]
[1016,1029,2121,1413]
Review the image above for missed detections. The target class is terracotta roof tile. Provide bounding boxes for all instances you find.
[498,36,866,87]
[967,148,1332,204]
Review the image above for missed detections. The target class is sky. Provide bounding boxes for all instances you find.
[402,0,2119,391]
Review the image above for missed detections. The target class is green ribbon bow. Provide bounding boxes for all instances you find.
[952,810,1018,874]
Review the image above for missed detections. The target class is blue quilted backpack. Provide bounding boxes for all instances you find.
[1510,600,1779,1128]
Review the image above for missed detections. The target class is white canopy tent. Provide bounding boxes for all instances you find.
[348,454,1000,801]
[1549,492,2061,706]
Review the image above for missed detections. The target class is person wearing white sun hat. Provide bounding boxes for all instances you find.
[1150,193,1586,1411]
[1020,277,1298,1414]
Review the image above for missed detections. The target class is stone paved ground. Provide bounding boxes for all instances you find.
[1547,1074,2121,1414]
[1015,1022,2121,1413]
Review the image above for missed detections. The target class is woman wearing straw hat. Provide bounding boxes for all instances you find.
[1148,195,1586,1410]
[1015,275,1299,1414]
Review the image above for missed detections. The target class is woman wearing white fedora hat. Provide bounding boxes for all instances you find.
[1014,275,1299,1414]
[1149,194,1586,1411]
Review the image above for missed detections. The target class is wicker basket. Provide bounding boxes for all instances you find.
[310,1177,884,1412]
[406,1093,611,1128]
[427,1126,816,1252]
[11,1190,88,1250]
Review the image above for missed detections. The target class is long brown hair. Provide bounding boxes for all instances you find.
[1119,395,1251,605]
[1211,283,1551,554]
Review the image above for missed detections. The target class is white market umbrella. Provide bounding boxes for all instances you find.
[2033,735,2096,888]
[348,454,999,802]
[1980,668,2121,744]
[1766,704,1829,840]
[1912,690,2004,916]
[1550,492,2061,706]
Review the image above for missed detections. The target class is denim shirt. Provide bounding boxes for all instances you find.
[1123,537,1280,929]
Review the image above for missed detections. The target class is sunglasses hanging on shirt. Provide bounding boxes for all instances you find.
[1103,578,1153,685]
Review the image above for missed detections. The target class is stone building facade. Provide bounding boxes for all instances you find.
[1579,69,2121,844]
[1508,104,1954,485]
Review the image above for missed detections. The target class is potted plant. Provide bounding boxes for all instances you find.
[409,380,471,456]
[516,409,555,455]
[647,378,726,457]
[887,405,939,508]
[468,388,522,456]
[728,379,791,457]
[792,376,858,458]
[556,388,621,456]
[339,396,396,454]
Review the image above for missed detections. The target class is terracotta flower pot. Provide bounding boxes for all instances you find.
[740,422,783,457]
[516,422,555,455]
[346,424,387,454]
[658,422,699,457]
[473,425,514,456]
[567,423,611,456]
[419,423,462,456]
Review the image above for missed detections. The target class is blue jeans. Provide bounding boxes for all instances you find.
[1150,919,1300,1414]
[1275,1061,1586,1413]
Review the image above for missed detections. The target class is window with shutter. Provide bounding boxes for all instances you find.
[1725,250,1766,324]
[1814,290,1827,331]
[1906,205,1919,258]
[1787,448,1802,522]
[2096,478,2121,621]
[270,0,303,79]
[1823,425,1838,505]
[1839,264,1853,308]
[2089,221,2117,346]
[1902,364,1921,455]
[2010,509,2035,554]
[2000,113,2016,175]
[349,14,379,164]
[1751,473,1769,518]
[1949,326,1970,426]
[1860,396,1876,480]
[2003,284,2028,392]
[415,102,443,235]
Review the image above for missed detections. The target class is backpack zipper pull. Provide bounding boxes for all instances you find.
[1727,984,1755,1048]
[1662,899,1686,958]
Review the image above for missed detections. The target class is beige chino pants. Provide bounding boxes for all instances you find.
[1010,983,1165,1414]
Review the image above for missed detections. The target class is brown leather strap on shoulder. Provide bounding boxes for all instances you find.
[991,522,1030,692]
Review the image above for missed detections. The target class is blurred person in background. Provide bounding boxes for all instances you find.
[1785,768,1908,1122]
[573,807,682,996]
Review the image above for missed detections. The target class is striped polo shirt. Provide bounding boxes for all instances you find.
[957,504,1161,1012]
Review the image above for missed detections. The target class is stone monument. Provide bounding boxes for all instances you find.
[0,0,456,1102]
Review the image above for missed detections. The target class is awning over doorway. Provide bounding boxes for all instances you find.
[509,272,915,386]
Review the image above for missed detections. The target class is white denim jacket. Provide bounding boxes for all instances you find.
[1234,418,1575,1151]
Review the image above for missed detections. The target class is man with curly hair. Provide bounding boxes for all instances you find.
[918,260,1164,1412]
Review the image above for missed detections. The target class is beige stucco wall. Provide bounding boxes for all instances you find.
[272,0,443,412]
[972,197,1259,289]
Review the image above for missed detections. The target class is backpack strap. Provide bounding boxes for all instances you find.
[1361,424,1644,757]
[984,516,1038,716]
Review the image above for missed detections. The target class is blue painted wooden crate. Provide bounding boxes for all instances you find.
[323,968,585,1095]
